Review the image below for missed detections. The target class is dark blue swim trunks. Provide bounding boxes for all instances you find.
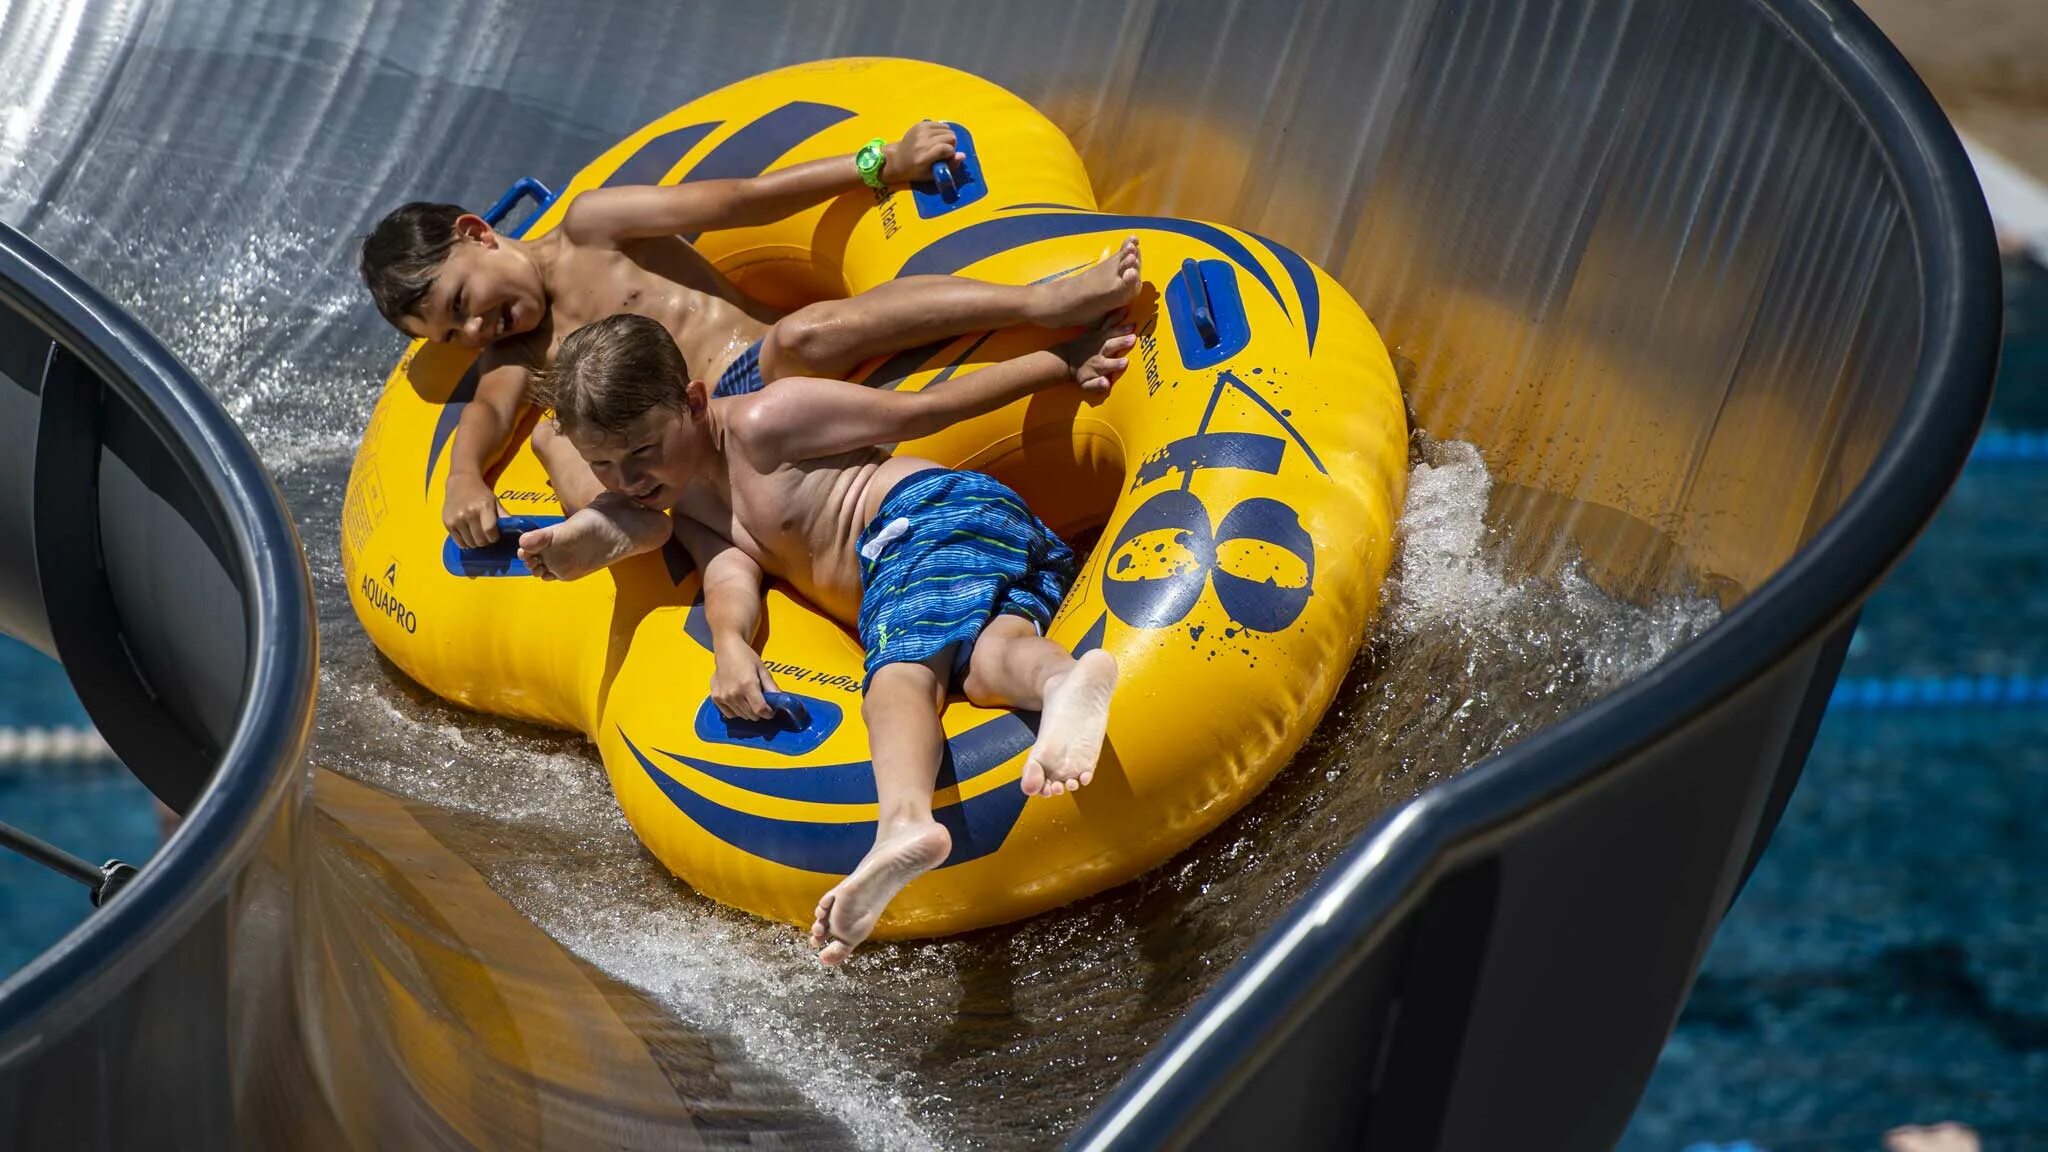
[855,469,1076,689]
[712,339,765,397]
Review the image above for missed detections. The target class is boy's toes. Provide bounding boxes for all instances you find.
[819,939,855,966]
[809,894,835,948]
[1078,354,1126,389]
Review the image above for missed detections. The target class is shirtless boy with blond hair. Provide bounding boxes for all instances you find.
[359,122,1140,581]
[533,301,1139,963]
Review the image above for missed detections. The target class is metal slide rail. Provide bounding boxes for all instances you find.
[1071,0,2002,1146]
[0,220,316,1097]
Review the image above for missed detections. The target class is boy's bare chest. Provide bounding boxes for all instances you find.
[674,473,801,572]
[728,469,823,566]
[549,243,770,361]
[716,462,873,580]
[550,252,693,335]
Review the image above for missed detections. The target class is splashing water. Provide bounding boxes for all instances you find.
[11,174,1722,1145]
[305,427,1719,1149]
[0,17,1721,1139]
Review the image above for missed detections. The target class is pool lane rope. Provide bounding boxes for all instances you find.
[1825,426,2048,712]
[1969,429,2048,463]
[0,725,114,763]
[1829,674,2048,711]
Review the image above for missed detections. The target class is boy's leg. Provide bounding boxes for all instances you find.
[961,616,1118,798]
[760,237,1142,382]
[810,651,955,966]
[515,421,673,581]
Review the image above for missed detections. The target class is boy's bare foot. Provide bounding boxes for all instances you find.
[1021,650,1118,797]
[518,507,642,582]
[810,821,952,965]
[1060,323,1138,392]
[1028,236,1142,328]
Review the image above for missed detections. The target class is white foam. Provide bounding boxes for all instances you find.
[1384,439,1507,635]
[315,663,948,1147]
[312,433,1722,1151]
[531,888,947,1152]
[14,201,382,478]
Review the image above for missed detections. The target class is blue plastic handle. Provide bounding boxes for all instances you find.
[911,122,985,219]
[443,513,562,577]
[1181,258,1220,348]
[481,177,558,238]
[690,690,842,755]
[759,691,812,729]
[1163,258,1250,370]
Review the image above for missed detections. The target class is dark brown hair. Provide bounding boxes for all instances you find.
[533,314,691,439]
[358,202,466,327]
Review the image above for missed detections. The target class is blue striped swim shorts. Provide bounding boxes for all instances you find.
[854,468,1075,688]
[712,339,765,397]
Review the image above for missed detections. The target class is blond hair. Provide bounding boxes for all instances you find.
[533,314,690,439]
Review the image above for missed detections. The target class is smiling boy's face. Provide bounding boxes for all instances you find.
[400,216,545,348]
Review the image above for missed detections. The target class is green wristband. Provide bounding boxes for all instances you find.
[855,137,889,190]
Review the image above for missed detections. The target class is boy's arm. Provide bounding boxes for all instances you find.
[672,515,781,720]
[739,327,1136,465]
[561,122,961,245]
[443,359,531,548]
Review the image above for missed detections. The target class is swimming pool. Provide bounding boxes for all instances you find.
[1622,258,2048,1149]
[0,637,159,975]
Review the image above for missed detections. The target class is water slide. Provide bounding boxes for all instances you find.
[0,1,1999,1148]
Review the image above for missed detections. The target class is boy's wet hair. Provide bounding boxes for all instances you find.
[535,314,692,440]
[358,201,467,327]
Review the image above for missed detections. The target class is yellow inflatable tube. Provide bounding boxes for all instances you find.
[343,59,1408,938]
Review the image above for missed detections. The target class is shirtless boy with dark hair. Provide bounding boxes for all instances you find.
[360,121,1141,581]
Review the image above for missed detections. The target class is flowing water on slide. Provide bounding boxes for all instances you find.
[1,4,1719,1144]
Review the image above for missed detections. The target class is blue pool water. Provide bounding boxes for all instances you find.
[0,636,90,731]
[1622,260,2048,1148]
[0,636,160,975]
